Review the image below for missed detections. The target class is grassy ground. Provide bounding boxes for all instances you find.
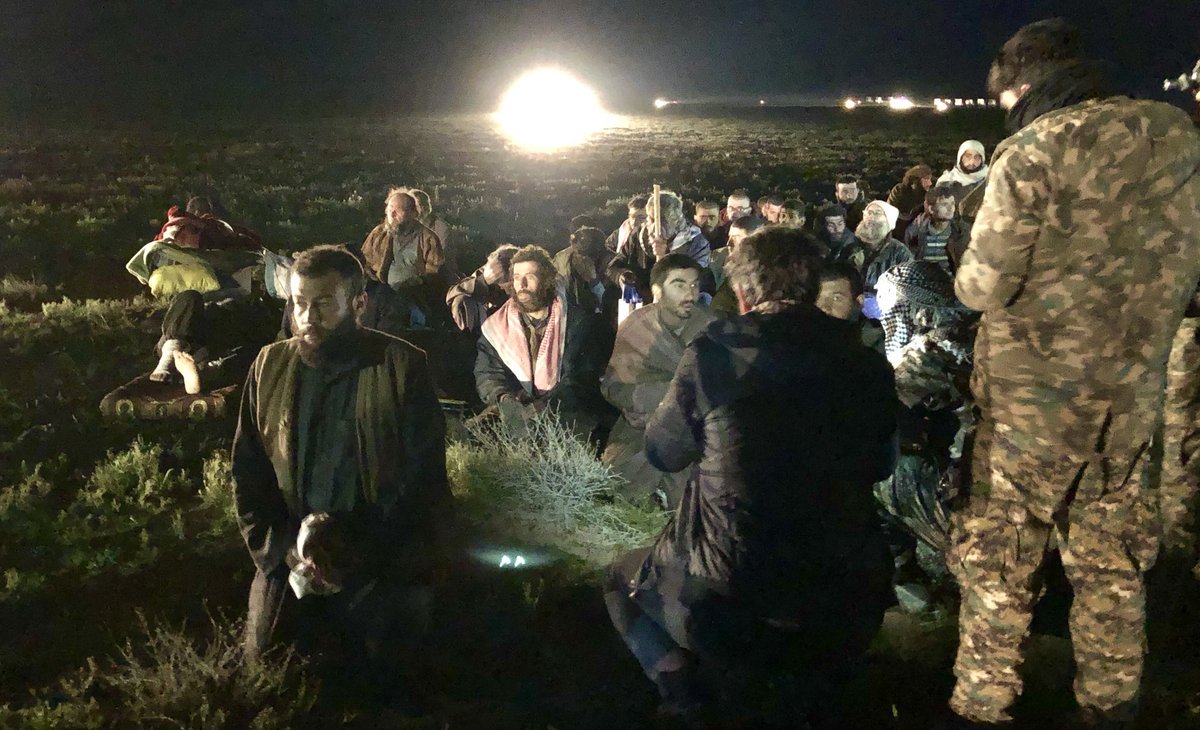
[2,110,1199,727]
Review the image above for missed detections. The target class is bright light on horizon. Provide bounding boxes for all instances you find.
[654,98,671,109]
[888,96,915,111]
[843,98,858,110]
[496,68,615,152]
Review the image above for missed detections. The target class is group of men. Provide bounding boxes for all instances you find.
[222,18,1200,729]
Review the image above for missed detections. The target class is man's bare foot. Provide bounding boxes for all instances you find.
[173,351,202,395]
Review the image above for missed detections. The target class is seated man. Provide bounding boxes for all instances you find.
[360,187,446,326]
[693,200,723,249]
[446,244,518,335]
[935,140,989,222]
[885,164,934,240]
[831,174,867,230]
[776,199,807,230]
[233,245,450,669]
[553,226,613,316]
[155,198,263,252]
[410,188,457,276]
[605,195,649,256]
[903,184,969,273]
[475,245,609,436]
[832,200,914,292]
[604,228,897,723]
[709,216,765,318]
[607,190,710,304]
[816,203,857,260]
[816,262,883,354]
[601,254,713,508]
[150,290,277,394]
[761,193,786,224]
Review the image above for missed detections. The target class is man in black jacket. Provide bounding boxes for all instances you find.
[603,228,898,723]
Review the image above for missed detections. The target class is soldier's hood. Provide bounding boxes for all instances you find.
[992,96,1200,206]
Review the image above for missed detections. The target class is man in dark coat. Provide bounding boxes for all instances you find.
[233,245,450,666]
[475,245,611,436]
[603,227,898,722]
[903,185,970,274]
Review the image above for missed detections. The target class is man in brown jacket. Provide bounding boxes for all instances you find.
[360,188,446,325]
[232,245,449,666]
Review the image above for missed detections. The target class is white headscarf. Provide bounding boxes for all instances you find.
[937,140,989,186]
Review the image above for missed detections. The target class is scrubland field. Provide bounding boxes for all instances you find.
[2,109,1198,728]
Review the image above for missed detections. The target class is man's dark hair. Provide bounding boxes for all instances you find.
[650,253,704,289]
[726,228,824,307]
[628,195,648,210]
[185,196,214,216]
[756,195,769,208]
[569,226,607,256]
[695,200,720,211]
[835,174,859,187]
[487,243,521,273]
[819,203,848,220]
[902,164,933,186]
[570,214,598,233]
[782,199,806,213]
[730,215,765,235]
[925,184,957,206]
[820,261,865,299]
[987,18,1086,98]
[292,244,365,298]
[765,193,786,206]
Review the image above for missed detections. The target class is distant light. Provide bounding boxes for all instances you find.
[758,99,766,105]
[954,98,964,106]
[965,99,975,107]
[888,96,915,111]
[976,98,986,106]
[934,99,950,113]
[496,68,614,152]
[843,98,858,110]
[653,98,670,110]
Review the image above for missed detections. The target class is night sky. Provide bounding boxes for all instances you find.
[2,0,1197,120]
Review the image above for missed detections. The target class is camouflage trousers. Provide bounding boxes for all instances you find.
[1159,318,1200,553]
[948,416,1160,724]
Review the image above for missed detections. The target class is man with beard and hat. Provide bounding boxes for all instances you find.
[601,254,713,509]
[607,190,711,304]
[232,245,450,673]
[904,184,970,274]
[603,227,896,725]
[359,188,446,326]
[948,18,1200,727]
[936,140,990,222]
[475,245,610,437]
[833,199,914,293]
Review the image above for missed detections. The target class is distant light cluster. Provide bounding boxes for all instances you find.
[843,95,999,112]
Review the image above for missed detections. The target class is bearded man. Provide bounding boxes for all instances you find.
[360,188,445,292]
[936,140,990,221]
[475,245,610,435]
[232,245,450,667]
[903,184,970,273]
[601,254,714,508]
[833,200,914,292]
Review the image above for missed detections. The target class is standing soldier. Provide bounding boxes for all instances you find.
[949,19,1200,727]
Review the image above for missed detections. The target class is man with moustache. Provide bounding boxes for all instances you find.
[833,199,914,292]
[360,187,446,326]
[232,245,450,665]
[904,184,970,274]
[475,244,609,436]
[601,254,713,508]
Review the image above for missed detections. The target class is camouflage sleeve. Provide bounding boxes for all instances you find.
[954,146,1049,311]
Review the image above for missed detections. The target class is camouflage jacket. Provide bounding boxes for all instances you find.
[955,96,1200,455]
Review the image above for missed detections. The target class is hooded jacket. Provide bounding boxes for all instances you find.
[937,140,990,219]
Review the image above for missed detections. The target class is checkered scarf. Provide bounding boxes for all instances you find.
[879,261,965,359]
